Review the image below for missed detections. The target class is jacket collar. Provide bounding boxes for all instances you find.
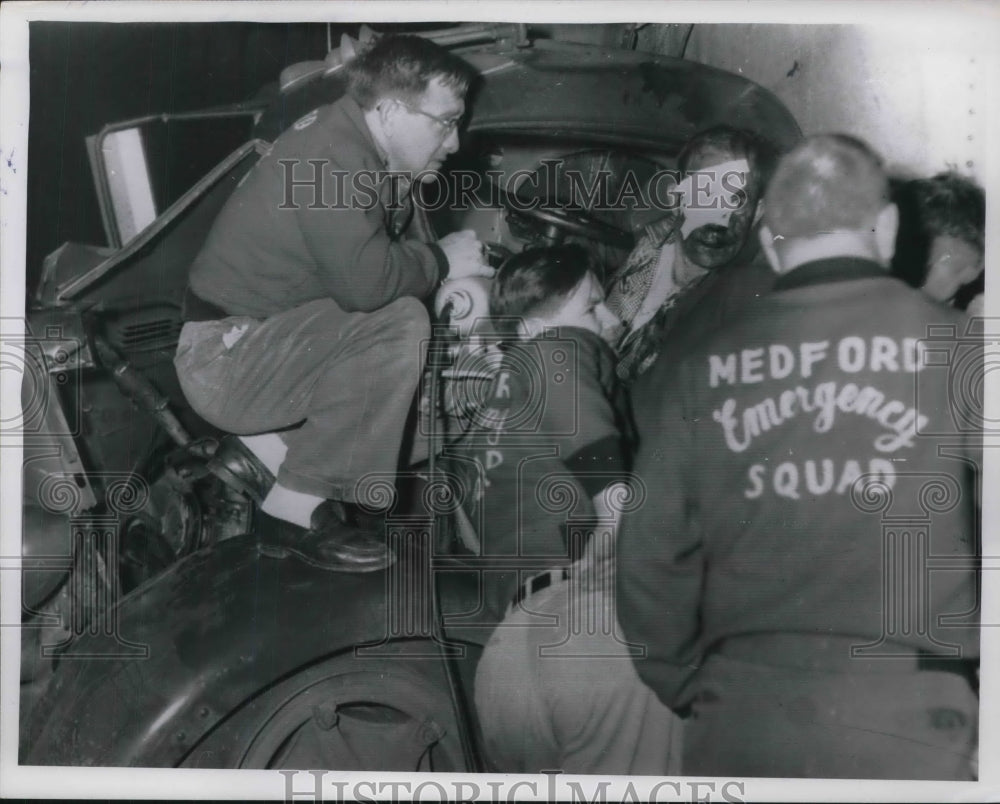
[774,257,888,291]
[335,95,390,168]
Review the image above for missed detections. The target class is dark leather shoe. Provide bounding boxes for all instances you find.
[338,501,388,534]
[207,435,276,504]
[314,499,352,527]
[255,501,394,573]
[305,499,388,534]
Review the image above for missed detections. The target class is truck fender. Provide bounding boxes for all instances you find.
[23,534,478,768]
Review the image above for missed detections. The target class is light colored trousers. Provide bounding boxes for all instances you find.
[474,553,682,775]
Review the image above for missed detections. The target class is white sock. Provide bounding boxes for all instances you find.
[238,433,288,477]
[261,482,323,528]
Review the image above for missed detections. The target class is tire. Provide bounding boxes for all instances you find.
[180,652,468,771]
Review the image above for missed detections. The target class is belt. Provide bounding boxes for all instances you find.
[714,633,977,681]
[183,287,231,322]
[507,567,571,614]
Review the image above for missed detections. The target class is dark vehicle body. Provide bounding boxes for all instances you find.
[20,24,800,770]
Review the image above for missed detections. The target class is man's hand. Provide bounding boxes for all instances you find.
[439,229,494,280]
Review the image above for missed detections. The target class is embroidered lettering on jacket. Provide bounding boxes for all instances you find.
[469,368,514,503]
[708,336,924,387]
[705,335,933,501]
[712,382,928,455]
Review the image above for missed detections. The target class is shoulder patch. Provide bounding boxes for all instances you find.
[293,109,319,131]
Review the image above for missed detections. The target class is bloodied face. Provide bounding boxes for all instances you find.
[679,145,763,271]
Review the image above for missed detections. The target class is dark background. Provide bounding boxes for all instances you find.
[26,22,352,287]
[24,21,628,290]
[27,22,984,306]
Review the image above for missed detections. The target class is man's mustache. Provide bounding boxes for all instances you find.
[687,223,737,247]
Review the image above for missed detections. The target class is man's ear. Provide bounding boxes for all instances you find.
[961,255,986,284]
[758,225,783,274]
[516,316,542,339]
[376,98,398,133]
[874,203,899,265]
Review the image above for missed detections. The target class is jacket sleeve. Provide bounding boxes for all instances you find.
[616,359,705,709]
[295,168,447,313]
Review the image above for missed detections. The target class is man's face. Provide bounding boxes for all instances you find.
[543,271,622,345]
[680,145,762,271]
[921,234,984,304]
[382,76,464,181]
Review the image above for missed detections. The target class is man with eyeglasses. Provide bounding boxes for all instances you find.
[176,35,491,549]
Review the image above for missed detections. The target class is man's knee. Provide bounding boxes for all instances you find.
[341,297,430,372]
[389,296,431,343]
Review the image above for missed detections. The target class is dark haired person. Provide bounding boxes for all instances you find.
[452,246,678,774]
[618,135,979,778]
[892,171,985,309]
[175,35,491,541]
[606,125,777,383]
[454,245,624,623]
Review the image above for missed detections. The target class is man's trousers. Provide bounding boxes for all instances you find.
[474,556,682,775]
[174,296,429,503]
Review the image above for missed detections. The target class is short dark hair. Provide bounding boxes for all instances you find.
[891,172,986,287]
[764,134,889,241]
[490,245,594,330]
[346,34,477,110]
[677,125,778,191]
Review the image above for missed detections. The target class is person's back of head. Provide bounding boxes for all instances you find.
[490,245,619,342]
[891,172,985,303]
[346,34,477,110]
[759,134,897,274]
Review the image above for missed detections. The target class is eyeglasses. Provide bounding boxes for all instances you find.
[390,99,463,136]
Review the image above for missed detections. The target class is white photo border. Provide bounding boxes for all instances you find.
[2,1,998,801]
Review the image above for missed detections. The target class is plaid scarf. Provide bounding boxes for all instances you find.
[606,214,680,327]
[606,213,710,383]
[615,268,713,383]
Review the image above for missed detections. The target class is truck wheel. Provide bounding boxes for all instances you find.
[180,653,467,771]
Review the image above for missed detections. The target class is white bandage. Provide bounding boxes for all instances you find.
[434,276,493,336]
[677,158,750,239]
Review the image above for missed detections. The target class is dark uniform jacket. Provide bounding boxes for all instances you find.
[451,327,634,625]
[626,249,775,386]
[617,257,980,708]
[189,95,447,318]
